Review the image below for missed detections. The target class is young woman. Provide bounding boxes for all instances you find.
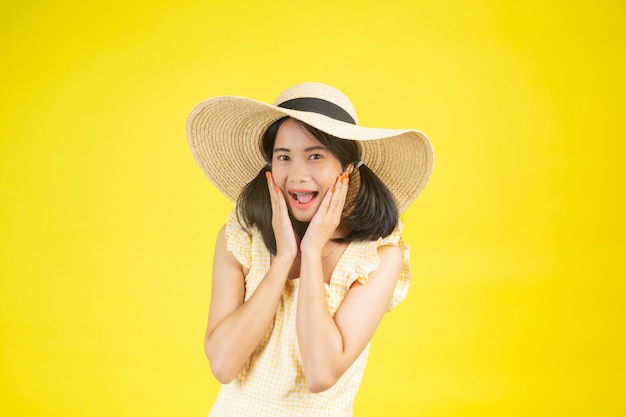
[186,82,434,416]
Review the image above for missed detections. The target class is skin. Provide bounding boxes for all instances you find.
[203,118,402,392]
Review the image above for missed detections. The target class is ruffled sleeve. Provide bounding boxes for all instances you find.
[347,221,411,311]
[225,209,252,270]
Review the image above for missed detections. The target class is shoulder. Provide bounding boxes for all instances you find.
[348,221,411,311]
[376,244,402,270]
[221,209,256,270]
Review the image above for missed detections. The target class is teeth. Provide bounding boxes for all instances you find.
[291,192,317,203]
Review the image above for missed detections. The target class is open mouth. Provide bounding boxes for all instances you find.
[290,191,318,204]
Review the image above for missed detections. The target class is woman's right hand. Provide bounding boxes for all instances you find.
[266,171,299,261]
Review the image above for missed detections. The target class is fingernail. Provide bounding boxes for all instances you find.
[265,171,271,181]
[331,186,336,193]
[275,186,279,193]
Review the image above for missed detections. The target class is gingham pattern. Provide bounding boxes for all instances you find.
[207,211,411,417]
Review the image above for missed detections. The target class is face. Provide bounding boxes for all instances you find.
[271,118,344,222]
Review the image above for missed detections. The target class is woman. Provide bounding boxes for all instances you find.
[186,82,434,416]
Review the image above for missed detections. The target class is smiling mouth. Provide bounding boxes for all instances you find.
[290,191,318,204]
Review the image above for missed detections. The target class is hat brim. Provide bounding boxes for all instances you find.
[186,96,434,214]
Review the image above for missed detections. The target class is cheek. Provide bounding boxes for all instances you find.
[321,168,342,186]
[271,170,287,187]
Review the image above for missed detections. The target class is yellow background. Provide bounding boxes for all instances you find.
[1,1,624,416]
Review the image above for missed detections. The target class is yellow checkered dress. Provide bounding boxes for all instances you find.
[208,211,410,417]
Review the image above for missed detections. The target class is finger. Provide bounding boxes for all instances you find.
[266,172,277,210]
[327,172,349,214]
[266,172,284,225]
[265,171,274,195]
[312,177,345,227]
[266,172,281,205]
[313,184,334,218]
[268,172,293,227]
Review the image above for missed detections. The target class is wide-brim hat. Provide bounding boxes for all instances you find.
[186,82,434,214]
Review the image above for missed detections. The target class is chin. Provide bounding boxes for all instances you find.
[290,211,314,223]
[287,205,317,223]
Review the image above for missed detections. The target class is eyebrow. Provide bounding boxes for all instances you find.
[273,145,328,153]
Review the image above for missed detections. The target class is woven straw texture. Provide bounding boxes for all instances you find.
[186,83,434,213]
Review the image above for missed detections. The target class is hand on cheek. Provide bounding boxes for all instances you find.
[266,172,298,260]
[301,169,351,256]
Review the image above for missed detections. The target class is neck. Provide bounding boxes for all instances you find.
[289,217,349,241]
[290,217,309,239]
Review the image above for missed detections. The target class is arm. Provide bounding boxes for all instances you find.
[297,244,402,393]
[296,168,403,392]
[203,225,294,384]
[205,173,298,384]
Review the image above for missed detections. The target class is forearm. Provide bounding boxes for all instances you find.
[205,257,292,383]
[296,251,345,392]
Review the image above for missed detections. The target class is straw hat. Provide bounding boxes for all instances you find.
[186,82,434,214]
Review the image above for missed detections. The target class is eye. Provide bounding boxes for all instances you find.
[276,154,290,161]
[309,154,323,160]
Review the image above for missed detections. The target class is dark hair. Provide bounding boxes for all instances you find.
[237,117,398,255]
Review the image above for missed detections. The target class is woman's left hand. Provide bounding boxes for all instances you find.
[300,167,352,258]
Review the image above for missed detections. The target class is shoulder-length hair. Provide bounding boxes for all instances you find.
[237,117,398,255]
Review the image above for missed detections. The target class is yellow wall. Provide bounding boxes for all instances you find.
[1,1,624,416]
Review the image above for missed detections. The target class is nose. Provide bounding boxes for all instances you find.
[287,161,311,183]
